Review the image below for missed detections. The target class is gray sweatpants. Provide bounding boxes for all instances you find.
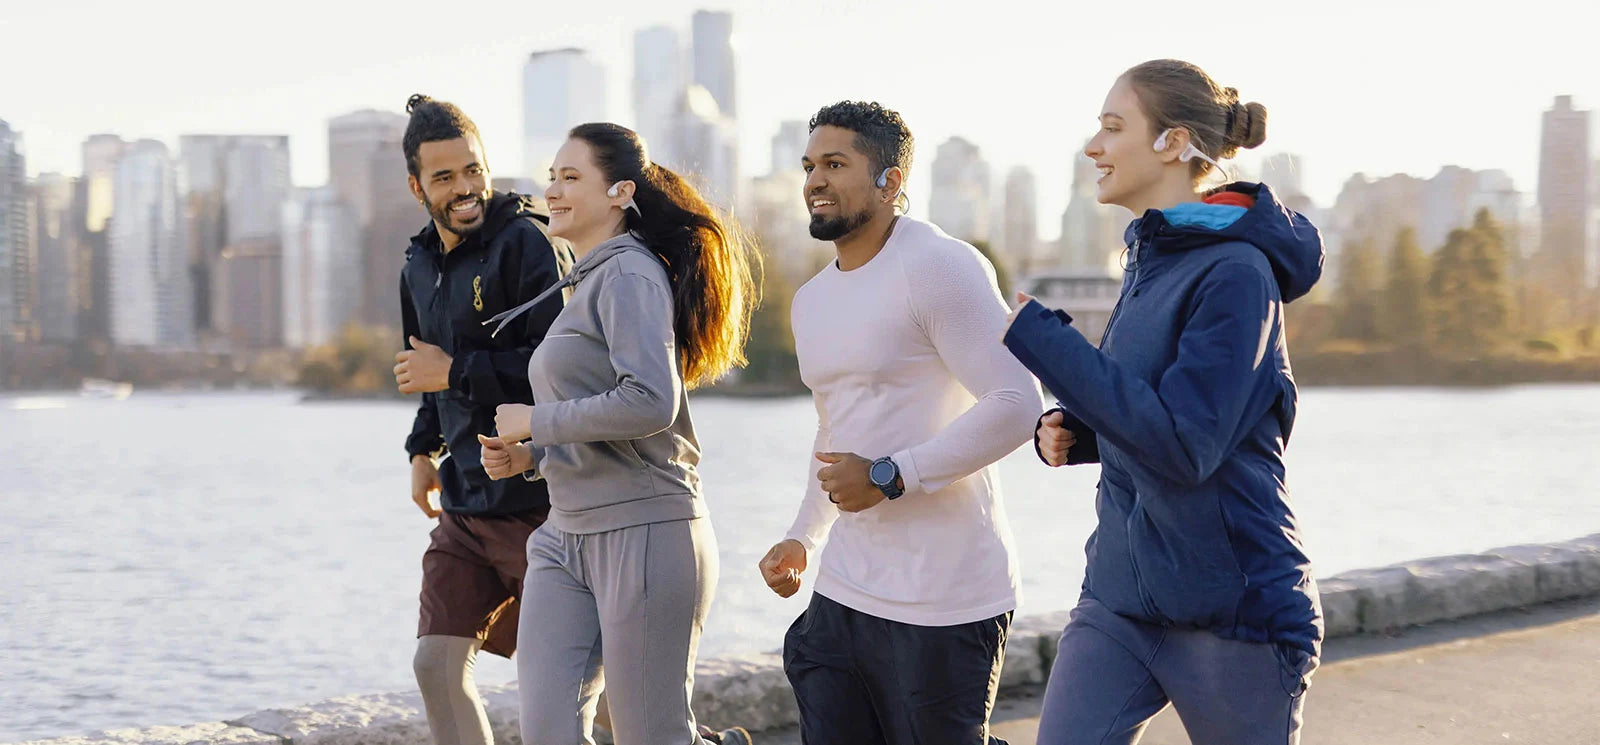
[1037,595,1318,745]
[517,518,718,745]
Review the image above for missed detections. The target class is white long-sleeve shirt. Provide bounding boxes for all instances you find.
[785,216,1043,626]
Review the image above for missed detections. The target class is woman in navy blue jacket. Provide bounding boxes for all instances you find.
[1002,59,1325,744]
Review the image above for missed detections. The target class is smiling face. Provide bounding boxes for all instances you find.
[408,136,491,238]
[1082,76,1171,212]
[543,137,627,247]
[801,124,889,242]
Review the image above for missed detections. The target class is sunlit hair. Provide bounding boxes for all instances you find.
[567,122,761,389]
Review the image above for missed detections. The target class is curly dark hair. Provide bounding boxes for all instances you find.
[402,94,483,178]
[808,100,915,183]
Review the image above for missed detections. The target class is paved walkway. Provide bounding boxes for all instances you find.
[756,595,1600,744]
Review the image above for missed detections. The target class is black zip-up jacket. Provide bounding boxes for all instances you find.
[401,192,574,515]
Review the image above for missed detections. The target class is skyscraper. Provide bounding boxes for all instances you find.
[328,108,412,328]
[31,173,77,342]
[1057,149,1131,275]
[111,140,190,348]
[770,120,810,176]
[328,109,408,228]
[77,134,125,342]
[633,25,685,162]
[282,187,361,348]
[1537,95,1592,315]
[927,137,991,245]
[1002,166,1039,274]
[672,85,740,209]
[748,170,832,285]
[0,120,27,342]
[691,11,736,118]
[178,135,291,348]
[523,48,607,185]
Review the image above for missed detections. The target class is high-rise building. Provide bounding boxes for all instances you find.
[633,25,685,162]
[179,134,291,347]
[364,144,425,329]
[328,108,413,328]
[523,48,607,185]
[1537,95,1592,315]
[328,109,408,228]
[1057,150,1130,275]
[1418,166,1523,257]
[927,137,991,245]
[691,11,736,119]
[1002,166,1039,275]
[1324,172,1425,291]
[30,173,77,342]
[672,85,740,209]
[770,120,810,176]
[282,188,361,348]
[0,119,28,342]
[747,170,832,285]
[110,140,191,349]
[77,134,124,342]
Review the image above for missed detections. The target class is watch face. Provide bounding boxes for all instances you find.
[870,460,895,486]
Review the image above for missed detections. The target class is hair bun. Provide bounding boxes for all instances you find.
[406,94,432,115]
[1225,99,1268,151]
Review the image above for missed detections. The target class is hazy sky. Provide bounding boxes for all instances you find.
[5,0,1596,239]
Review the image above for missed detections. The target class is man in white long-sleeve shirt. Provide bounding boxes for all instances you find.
[757,101,1043,745]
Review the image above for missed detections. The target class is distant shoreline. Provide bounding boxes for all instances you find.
[8,355,1600,397]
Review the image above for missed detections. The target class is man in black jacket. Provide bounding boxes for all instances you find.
[392,94,570,745]
[391,95,752,745]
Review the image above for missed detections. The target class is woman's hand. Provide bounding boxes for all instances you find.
[494,403,534,443]
[1037,410,1078,467]
[1001,292,1036,342]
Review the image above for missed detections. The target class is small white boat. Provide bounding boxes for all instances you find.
[80,378,134,400]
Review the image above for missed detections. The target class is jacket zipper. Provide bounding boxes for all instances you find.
[1100,238,1143,348]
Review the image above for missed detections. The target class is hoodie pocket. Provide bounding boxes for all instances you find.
[1126,485,1246,628]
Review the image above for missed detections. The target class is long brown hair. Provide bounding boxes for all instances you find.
[567,122,761,389]
[1122,60,1268,183]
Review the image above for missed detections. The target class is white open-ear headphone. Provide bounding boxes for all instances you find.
[1154,129,1227,174]
[876,167,907,207]
[608,181,642,217]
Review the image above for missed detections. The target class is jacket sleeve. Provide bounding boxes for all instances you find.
[401,270,444,460]
[1003,261,1278,487]
[526,270,680,446]
[447,221,566,407]
[1034,405,1100,466]
[886,243,1043,496]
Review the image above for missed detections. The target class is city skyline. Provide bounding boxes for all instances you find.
[5,0,1598,240]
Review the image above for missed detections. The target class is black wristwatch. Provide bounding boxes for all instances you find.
[868,456,905,500]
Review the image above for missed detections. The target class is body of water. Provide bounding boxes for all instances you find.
[3,386,1598,740]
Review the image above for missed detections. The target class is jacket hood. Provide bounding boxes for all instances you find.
[1125,182,1325,303]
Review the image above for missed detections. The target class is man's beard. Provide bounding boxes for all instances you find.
[428,192,490,237]
[808,205,873,242]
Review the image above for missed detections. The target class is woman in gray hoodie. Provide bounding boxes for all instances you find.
[478,122,758,745]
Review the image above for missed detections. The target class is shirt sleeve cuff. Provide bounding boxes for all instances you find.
[784,531,819,554]
[528,405,553,446]
[891,449,924,496]
[520,444,545,482]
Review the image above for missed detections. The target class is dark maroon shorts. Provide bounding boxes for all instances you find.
[418,508,547,658]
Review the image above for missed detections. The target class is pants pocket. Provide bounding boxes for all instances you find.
[1272,643,1316,699]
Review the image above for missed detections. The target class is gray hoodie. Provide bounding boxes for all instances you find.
[521,232,704,534]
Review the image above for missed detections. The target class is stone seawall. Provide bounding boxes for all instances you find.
[17,533,1600,745]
